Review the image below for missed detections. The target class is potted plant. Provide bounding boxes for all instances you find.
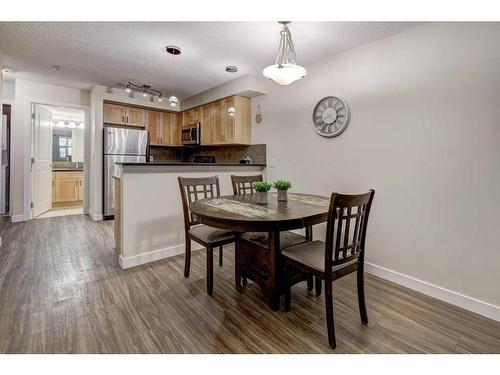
[273,179,292,202]
[253,181,272,205]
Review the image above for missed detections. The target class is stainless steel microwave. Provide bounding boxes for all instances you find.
[181,123,201,145]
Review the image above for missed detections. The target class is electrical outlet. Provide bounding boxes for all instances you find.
[269,158,276,168]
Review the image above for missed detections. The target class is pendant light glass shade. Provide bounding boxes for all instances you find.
[169,95,178,106]
[263,22,307,85]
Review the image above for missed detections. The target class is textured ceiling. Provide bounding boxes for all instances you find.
[0,22,421,98]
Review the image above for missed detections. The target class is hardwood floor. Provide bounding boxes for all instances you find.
[0,214,499,353]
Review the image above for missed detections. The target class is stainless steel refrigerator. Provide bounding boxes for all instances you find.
[103,127,149,218]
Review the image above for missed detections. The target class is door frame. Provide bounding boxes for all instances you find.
[27,100,91,220]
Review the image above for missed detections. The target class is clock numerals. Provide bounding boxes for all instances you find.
[315,119,326,129]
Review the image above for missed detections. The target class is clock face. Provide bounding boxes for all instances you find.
[312,96,350,138]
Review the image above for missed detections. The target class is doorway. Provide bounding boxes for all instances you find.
[31,104,86,219]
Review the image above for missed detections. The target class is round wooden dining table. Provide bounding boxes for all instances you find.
[190,192,330,310]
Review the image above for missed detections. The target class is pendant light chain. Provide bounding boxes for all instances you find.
[263,21,307,85]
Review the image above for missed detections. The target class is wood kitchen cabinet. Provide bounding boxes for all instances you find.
[199,95,251,145]
[52,171,84,207]
[125,107,146,127]
[162,112,181,146]
[103,103,126,125]
[147,110,180,146]
[146,110,161,145]
[104,94,250,147]
[103,103,146,127]
[201,103,214,145]
[182,107,201,126]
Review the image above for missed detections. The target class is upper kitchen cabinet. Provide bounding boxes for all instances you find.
[103,103,126,125]
[201,95,251,145]
[200,103,214,145]
[145,110,161,145]
[103,102,146,127]
[182,107,201,126]
[146,110,180,146]
[125,107,146,127]
[161,112,181,146]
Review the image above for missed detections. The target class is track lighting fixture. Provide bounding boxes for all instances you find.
[123,82,165,102]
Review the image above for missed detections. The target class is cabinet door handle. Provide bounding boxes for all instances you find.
[122,115,125,123]
[126,116,129,123]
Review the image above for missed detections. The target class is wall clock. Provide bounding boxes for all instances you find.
[312,96,350,138]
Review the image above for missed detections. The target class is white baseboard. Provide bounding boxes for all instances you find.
[119,242,203,269]
[11,215,24,223]
[88,209,103,221]
[365,262,500,322]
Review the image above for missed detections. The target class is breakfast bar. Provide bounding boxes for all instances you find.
[113,162,266,269]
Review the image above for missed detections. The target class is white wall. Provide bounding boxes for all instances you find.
[2,81,15,102]
[180,74,270,110]
[252,23,500,312]
[11,79,90,221]
[71,128,85,163]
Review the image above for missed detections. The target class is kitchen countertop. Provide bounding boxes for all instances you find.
[115,161,266,167]
[53,168,84,171]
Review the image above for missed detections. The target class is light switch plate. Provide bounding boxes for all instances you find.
[269,158,276,168]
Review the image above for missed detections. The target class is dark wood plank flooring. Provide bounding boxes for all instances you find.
[0,214,499,353]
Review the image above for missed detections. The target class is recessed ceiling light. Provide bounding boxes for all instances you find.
[226,66,238,73]
[165,46,181,55]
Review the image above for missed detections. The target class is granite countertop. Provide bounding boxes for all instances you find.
[116,161,266,167]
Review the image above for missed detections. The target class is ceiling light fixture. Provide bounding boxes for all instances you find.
[124,82,164,102]
[263,21,307,85]
[166,45,181,107]
[226,65,238,73]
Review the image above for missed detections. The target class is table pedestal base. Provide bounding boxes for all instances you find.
[235,229,311,310]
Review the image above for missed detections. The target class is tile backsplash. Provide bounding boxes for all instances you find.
[150,144,266,165]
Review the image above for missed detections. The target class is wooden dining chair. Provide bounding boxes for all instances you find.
[282,190,375,348]
[230,174,263,195]
[178,176,236,295]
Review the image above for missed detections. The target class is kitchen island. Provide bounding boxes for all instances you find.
[113,162,266,269]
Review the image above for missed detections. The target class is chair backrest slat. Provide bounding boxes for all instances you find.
[325,190,375,272]
[178,176,220,229]
[230,174,263,195]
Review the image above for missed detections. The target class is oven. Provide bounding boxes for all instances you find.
[181,123,201,145]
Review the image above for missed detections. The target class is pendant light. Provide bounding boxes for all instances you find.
[263,21,307,85]
[166,45,181,107]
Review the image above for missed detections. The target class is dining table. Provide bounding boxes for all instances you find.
[190,192,330,310]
